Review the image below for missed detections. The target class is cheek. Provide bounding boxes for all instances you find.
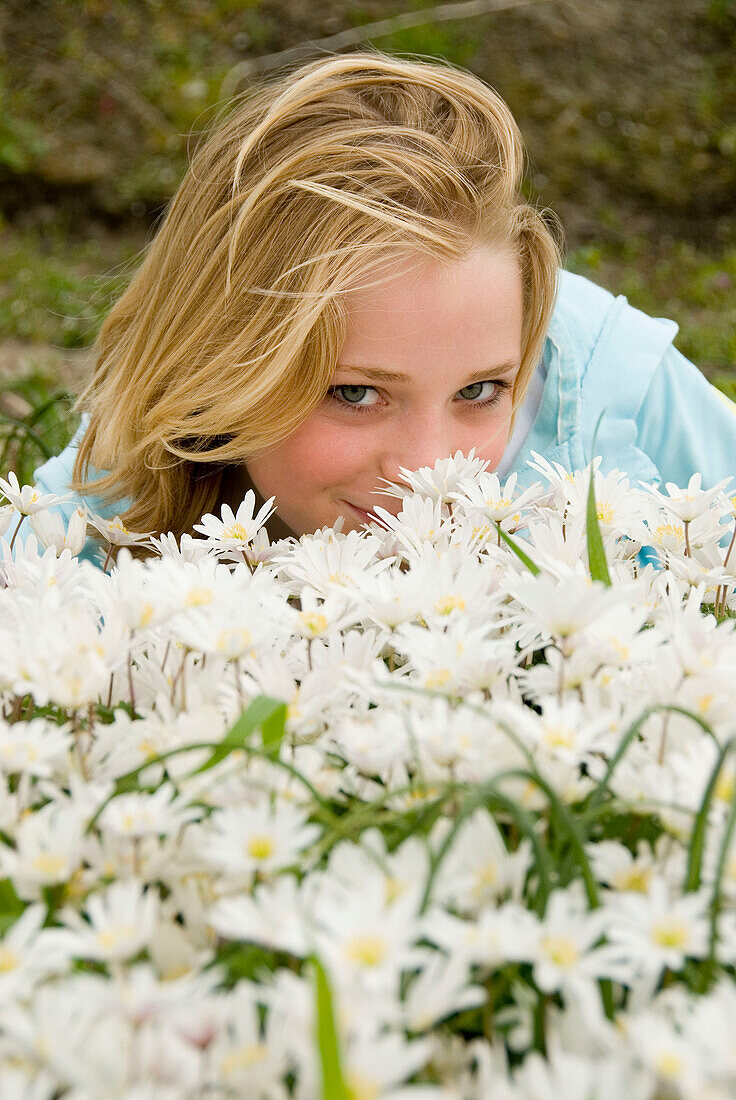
[247,417,370,494]
[463,409,514,470]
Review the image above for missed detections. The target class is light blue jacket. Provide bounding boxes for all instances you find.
[17,268,736,567]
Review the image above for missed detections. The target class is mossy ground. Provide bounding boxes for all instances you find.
[1,0,734,482]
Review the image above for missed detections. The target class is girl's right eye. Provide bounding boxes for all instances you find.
[327,385,380,414]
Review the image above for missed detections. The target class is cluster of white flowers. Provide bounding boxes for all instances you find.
[1,453,736,1099]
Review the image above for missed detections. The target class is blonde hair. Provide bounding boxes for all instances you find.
[72,49,563,545]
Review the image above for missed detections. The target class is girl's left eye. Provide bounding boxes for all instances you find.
[327,380,509,415]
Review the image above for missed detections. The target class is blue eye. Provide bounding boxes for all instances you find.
[327,380,510,415]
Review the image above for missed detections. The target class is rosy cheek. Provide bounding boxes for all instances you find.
[276,418,368,485]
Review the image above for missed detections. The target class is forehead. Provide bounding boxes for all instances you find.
[339,244,523,368]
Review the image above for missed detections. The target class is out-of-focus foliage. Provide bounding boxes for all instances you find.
[0,217,138,348]
[0,0,734,246]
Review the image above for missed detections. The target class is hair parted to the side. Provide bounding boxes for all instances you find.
[71,49,563,547]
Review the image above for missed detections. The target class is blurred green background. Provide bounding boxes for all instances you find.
[1,0,735,481]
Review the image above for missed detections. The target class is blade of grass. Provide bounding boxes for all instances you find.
[685,736,736,893]
[193,695,287,774]
[494,521,540,576]
[310,954,350,1100]
[586,412,611,586]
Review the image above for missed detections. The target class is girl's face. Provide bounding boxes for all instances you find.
[244,243,524,538]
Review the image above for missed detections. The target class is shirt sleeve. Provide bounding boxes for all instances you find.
[635,344,736,494]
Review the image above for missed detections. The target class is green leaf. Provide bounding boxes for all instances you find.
[494,522,540,576]
[193,695,287,775]
[418,777,553,918]
[586,412,612,586]
[310,954,350,1100]
[86,695,291,833]
[686,735,736,893]
[0,877,25,934]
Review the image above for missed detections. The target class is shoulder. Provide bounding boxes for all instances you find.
[33,414,120,520]
[33,419,87,519]
[542,270,681,484]
[551,269,679,409]
[549,269,618,368]
[552,268,679,372]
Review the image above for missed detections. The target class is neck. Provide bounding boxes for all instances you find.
[227,464,297,542]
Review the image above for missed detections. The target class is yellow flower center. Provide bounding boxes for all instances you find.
[434,595,466,615]
[246,835,274,861]
[425,668,452,688]
[651,918,689,949]
[346,1072,381,1100]
[220,1044,268,1076]
[540,934,579,968]
[216,628,252,652]
[139,602,154,628]
[472,862,499,896]
[384,877,405,904]
[0,947,19,972]
[32,852,66,877]
[652,522,684,545]
[185,587,213,607]
[298,612,329,636]
[543,725,575,749]
[221,523,251,541]
[96,925,137,950]
[715,770,734,804]
[654,1051,684,1081]
[614,866,652,893]
[344,933,387,968]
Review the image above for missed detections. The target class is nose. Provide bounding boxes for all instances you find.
[374,411,457,490]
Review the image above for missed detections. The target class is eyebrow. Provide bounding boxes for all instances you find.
[336,362,521,384]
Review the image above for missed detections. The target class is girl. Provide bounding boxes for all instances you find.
[13,50,736,565]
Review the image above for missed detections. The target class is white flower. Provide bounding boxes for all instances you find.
[98,784,204,839]
[0,502,15,536]
[209,875,310,957]
[28,505,88,555]
[400,952,485,1033]
[341,1031,434,1100]
[385,448,491,503]
[531,885,621,994]
[370,494,451,550]
[625,1011,705,1099]
[291,585,359,640]
[0,903,72,1002]
[207,984,292,1092]
[646,473,733,524]
[423,902,540,970]
[0,471,72,515]
[604,878,711,977]
[313,876,425,991]
[448,469,542,523]
[275,526,393,596]
[431,806,532,912]
[86,510,153,546]
[195,799,321,879]
[192,490,276,547]
[0,800,86,901]
[148,530,215,563]
[0,717,72,778]
[506,571,619,644]
[55,879,158,962]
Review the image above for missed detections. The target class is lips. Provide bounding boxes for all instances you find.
[343,500,401,525]
[343,500,377,524]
